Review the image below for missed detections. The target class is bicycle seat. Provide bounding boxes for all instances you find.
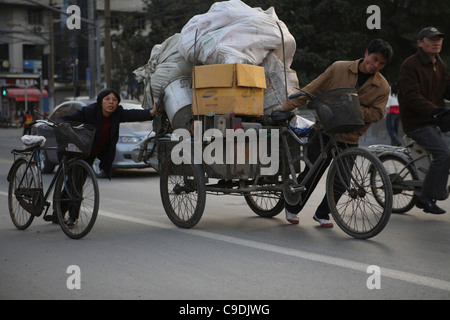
[270,111,294,124]
[21,135,46,148]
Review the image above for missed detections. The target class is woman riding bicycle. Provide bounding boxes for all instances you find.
[277,39,393,227]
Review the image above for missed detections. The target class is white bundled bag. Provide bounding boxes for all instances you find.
[263,52,299,114]
[178,0,296,66]
[133,34,192,109]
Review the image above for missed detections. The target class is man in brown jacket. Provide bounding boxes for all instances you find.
[280,39,392,227]
[398,27,450,214]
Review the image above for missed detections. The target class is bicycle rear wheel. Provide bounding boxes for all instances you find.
[54,159,99,239]
[326,148,393,239]
[8,158,37,230]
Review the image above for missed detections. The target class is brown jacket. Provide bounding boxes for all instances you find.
[398,48,450,133]
[282,59,389,144]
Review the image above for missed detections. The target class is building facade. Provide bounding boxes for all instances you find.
[0,0,149,123]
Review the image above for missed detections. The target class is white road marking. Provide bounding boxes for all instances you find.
[100,209,450,292]
[1,187,448,293]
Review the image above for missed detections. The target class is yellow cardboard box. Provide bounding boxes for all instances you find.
[192,64,266,116]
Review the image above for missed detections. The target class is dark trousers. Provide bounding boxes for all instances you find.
[386,113,402,146]
[285,130,357,219]
[406,126,450,201]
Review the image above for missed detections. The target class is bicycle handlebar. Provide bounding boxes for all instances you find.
[288,89,315,100]
[433,108,450,119]
[35,119,57,127]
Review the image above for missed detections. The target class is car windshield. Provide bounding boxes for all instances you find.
[120,102,153,133]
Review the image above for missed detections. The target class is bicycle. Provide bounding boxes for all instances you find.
[270,89,393,239]
[368,108,450,213]
[369,136,449,214]
[7,118,99,239]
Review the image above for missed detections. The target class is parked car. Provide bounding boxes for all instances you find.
[32,98,153,177]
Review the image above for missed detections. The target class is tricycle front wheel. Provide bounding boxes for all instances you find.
[160,158,206,229]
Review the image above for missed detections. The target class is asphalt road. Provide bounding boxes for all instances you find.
[1,127,449,302]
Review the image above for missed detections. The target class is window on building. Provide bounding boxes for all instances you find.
[0,44,9,72]
[27,9,43,25]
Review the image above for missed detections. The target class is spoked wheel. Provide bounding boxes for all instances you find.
[8,158,37,230]
[244,189,284,218]
[374,155,418,213]
[54,159,99,239]
[160,158,206,229]
[327,148,393,239]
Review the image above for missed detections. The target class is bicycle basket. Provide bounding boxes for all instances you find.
[54,122,96,157]
[310,88,364,134]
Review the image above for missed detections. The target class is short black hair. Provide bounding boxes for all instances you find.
[367,39,393,64]
[97,88,121,106]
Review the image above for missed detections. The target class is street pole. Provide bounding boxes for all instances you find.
[105,0,111,88]
[49,0,55,112]
[88,0,96,99]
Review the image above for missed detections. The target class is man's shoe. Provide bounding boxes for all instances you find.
[285,209,299,224]
[313,214,333,228]
[416,199,446,215]
[66,217,78,227]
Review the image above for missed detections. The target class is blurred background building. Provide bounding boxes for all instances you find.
[0,0,149,125]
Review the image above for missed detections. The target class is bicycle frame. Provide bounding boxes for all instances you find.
[280,125,356,201]
[10,145,71,218]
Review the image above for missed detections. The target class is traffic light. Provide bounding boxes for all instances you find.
[1,87,7,96]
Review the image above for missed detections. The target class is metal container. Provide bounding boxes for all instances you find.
[163,77,193,129]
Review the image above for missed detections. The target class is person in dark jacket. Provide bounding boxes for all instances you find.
[47,88,156,225]
[398,27,450,214]
[61,88,156,179]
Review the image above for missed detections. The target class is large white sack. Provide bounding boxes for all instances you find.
[178,0,296,66]
[133,33,192,108]
[263,52,299,114]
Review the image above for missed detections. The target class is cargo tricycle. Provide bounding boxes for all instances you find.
[135,84,393,239]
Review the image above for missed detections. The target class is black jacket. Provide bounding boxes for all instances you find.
[61,102,152,179]
[398,48,450,132]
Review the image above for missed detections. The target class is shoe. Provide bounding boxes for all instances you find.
[66,217,78,227]
[313,214,333,228]
[416,199,446,215]
[285,209,299,224]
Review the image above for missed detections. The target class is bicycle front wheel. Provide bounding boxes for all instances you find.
[326,148,393,239]
[8,158,37,230]
[160,158,206,229]
[54,159,99,239]
[375,154,418,213]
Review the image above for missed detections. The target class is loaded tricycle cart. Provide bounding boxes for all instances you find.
[134,74,393,239]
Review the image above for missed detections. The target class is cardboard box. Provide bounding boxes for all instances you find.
[192,64,266,116]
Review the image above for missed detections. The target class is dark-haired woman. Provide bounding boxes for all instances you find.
[61,88,156,179]
[46,89,156,225]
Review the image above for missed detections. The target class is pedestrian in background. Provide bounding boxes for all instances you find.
[22,111,33,135]
[385,82,402,146]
